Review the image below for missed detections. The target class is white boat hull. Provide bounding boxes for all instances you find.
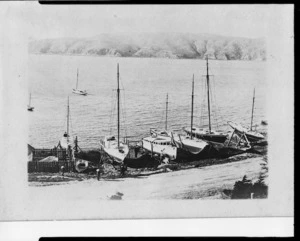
[100,137,129,163]
[172,134,208,155]
[72,89,87,95]
[142,137,177,160]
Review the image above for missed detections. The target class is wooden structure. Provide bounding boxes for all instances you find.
[27,141,74,173]
[28,161,74,173]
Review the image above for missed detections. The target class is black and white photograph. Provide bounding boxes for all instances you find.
[0,2,294,238]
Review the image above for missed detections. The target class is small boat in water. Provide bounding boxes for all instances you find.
[27,93,34,111]
[261,120,268,125]
[228,88,264,143]
[72,68,87,95]
[184,57,228,143]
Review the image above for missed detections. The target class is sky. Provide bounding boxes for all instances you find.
[1,3,292,40]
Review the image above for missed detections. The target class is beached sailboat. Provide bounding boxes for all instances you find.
[142,94,177,161]
[72,68,87,95]
[27,93,34,111]
[172,75,208,157]
[228,88,264,143]
[58,97,89,172]
[184,57,228,143]
[100,64,129,164]
[142,134,177,161]
[60,96,73,149]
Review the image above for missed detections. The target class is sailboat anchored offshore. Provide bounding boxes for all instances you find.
[72,68,87,95]
[27,93,34,111]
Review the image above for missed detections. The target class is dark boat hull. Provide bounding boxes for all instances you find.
[192,133,227,143]
[232,129,264,143]
[124,154,159,168]
[174,144,213,162]
[208,141,248,158]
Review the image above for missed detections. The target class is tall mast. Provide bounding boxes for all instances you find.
[165,93,168,130]
[250,88,255,131]
[29,93,31,106]
[191,75,194,140]
[76,68,79,89]
[117,63,120,148]
[67,96,69,142]
[206,56,211,133]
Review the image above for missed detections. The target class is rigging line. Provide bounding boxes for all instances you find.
[213,75,225,129]
[122,87,127,140]
[109,90,117,136]
[119,76,127,140]
[200,75,206,127]
[210,75,217,129]
[69,108,74,137]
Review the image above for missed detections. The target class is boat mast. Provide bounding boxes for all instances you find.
[165,93,168,131]
[67,96,69,142]
[191,75,194,140]
[250,88,255,131]
[117,64,120,148]
[206,56,211,133]
[76,68,79,89]
[29,93,31,106]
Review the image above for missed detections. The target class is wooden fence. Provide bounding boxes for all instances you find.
[28,161,75,173]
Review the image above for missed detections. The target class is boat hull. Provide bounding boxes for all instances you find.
[72,89,87,95]
[124,155,159,168]
[209,141,249,158]
[75,159,89,172]
[27,106,34,111]
[228,121,264,143]
[142,138,177,160]
[188,132,227,143]
[100,138,129,164]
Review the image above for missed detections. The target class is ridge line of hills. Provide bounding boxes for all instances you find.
[29,33,266,61]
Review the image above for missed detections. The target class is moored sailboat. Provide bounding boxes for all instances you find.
[228,88,264,143]
[184,57,228,143]
[72,68,87,95]
[171,75,208,158]
[141,94,177,161]
[27,93,34,111]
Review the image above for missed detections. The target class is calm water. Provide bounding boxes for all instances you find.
[28,54,267,149]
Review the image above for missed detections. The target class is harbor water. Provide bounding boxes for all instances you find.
[28,54,267,149]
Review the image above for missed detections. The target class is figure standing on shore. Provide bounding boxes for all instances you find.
[61,166,65,176]
[120,164,127,177]
[96,169,100,181]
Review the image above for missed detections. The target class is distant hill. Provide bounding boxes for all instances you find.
[29,33,266,61]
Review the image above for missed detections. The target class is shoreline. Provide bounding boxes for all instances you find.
[28,155,264,200]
